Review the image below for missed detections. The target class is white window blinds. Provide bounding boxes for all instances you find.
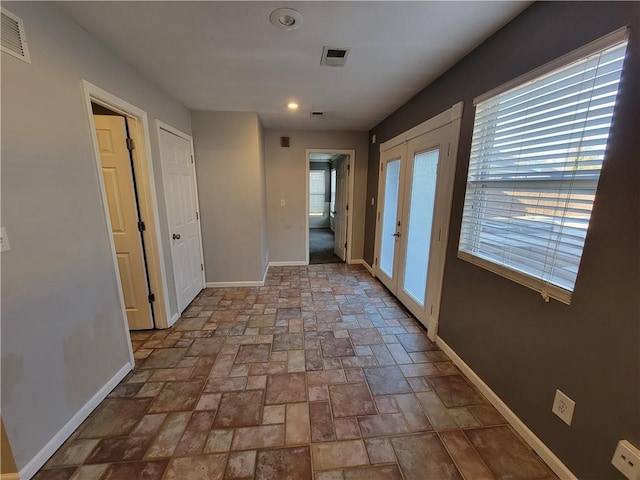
[309,170,326,216]
[458,32,628,304]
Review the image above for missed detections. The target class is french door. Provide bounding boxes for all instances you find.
[374,119,458,333]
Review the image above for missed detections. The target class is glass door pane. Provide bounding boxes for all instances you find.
[379,159,401,277]
[402,149,439,305]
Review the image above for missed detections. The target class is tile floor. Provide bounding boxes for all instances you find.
[35,264,558,480]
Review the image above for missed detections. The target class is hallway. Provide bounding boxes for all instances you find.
[309,228,343,265]
[35,265,555,480]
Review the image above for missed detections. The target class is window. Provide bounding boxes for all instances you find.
[309,170,325,216]
[458,30,628,304]
[330,168,336,216]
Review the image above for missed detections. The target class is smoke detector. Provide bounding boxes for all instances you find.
[270,8,303,30]
[320,46,350,67]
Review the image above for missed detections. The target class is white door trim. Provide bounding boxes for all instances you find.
[82,80,172,343]
[156,120,206,317]
[305,149,356,265]
[374,102,463,341]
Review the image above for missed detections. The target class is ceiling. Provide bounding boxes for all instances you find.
[57,1,530,131]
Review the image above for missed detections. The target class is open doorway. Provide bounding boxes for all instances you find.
[83,81,172,342]
[305,149,355,265]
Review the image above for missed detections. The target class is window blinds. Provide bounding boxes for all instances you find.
[458,35,628,304]
[309,171,326,215]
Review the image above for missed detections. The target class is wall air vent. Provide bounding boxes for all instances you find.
[1,8,30,63]
[320,46,350,67]
[310,111,325,118]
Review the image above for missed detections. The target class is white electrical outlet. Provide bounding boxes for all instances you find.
[612,440,640,480]
[552,389,575,425]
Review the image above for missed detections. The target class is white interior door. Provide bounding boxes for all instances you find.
[159,128,204,313]
[375,125,453,326]
[333,156,349,261]
[95,115,154,330]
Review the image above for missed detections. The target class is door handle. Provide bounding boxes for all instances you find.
[173,233,181,240]
[392,232,401,238]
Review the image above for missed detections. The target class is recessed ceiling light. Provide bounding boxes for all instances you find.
[287,102,299,110]
[270,8,303,31]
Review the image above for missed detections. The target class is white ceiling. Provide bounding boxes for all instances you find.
[57,1,530,131]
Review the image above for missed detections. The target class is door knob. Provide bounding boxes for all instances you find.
[392,232,401,238]
[173,233,181,240]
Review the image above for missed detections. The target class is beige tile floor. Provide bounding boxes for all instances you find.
[35,264,557,480]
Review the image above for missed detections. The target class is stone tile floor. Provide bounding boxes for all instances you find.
[35,264,558,480]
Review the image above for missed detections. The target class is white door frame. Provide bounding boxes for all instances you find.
[156,120,206,316]
[82,81,173,352]
[305,149,356,265]
[374,102,463,341]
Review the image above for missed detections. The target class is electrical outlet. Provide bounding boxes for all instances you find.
[552,389,575,425]
[612,440,640,480]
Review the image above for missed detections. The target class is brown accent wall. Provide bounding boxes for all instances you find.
[364,2,639,478]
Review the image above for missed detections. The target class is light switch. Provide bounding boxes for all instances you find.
[1,227,11,252]
[280,199,285,207]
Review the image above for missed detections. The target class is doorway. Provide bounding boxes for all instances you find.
[305,150,355,265]
[83,81,172,342]
[374,103,463,340]
[92,105,154,330]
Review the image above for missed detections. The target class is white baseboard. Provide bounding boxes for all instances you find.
[167,312,180,328]
[268,261,307,266]
[435,337,578,480]
[19,363,133,480]
[350,259,375,276]
[1,473,21,480]
[206,280,264,288]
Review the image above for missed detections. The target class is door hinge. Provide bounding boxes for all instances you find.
[148,293,155,303]
[201,263,204,271]
[447,143,451,155]
[377,211,381,221]
[347,164,351,173]
[196,211,199,220]
[138,221,146,232]
[380,163,383,172]
[126,137,135,151]
[438,229,441,241]
[344,242,347,249]
[345,204,349,211]
[375,257,378,265]
[430,304,433,315]
[191,155,194,164]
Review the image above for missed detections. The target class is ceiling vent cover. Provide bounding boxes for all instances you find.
[1,8,30,63]
[320,46,350,67]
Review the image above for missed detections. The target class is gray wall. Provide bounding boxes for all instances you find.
[265,130,368,263]
[191,111,268,283]
[1,1,191,470]
[364,2,639,478]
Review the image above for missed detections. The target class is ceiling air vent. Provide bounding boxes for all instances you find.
[1,8,30,63]
[320,46,350,67]
[310,111,325,118]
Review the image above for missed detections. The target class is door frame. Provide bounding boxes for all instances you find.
[82,81,173,344]
[305,149,356,265]
[156,119,206,315]
[374,102,463,341]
